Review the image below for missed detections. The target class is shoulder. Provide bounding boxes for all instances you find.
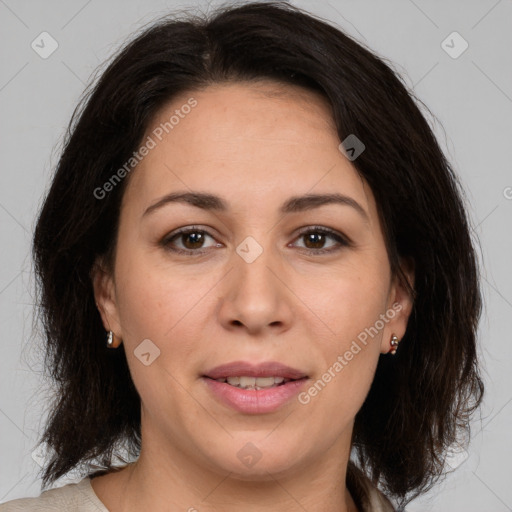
[0,477,109,512]
[347,462,396,512]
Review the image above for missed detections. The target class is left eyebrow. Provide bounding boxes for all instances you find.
[280,193,368,221]
[142,191,369,221]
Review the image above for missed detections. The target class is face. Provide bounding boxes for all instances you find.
[94,81,413,481]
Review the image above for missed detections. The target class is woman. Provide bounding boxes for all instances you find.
[0,1,483,511]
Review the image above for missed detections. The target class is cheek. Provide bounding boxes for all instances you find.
[114,241,193,333]
[301,287,383,419]
[115,268,171,338]
[308,350,380,429]
[112,260,205,413]
[296,260,388,409]
[301,259,390,346]
[113,249,219,375]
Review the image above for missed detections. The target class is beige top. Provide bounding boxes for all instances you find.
[0,465,395,511]
[0,478,108,512]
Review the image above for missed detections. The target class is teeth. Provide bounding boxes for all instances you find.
[217,376,291,389]
[239,376,256,388]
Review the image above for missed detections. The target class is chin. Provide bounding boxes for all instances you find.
[205,437,307,481]
[224,458,300,482]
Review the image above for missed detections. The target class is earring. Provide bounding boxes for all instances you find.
[389,334,400,355]
[106,330,122,349]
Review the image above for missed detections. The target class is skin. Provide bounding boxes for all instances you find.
[92,81,414,512]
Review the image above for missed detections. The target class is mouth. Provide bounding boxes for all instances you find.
[201,361,309,414]
[203,360,308,385]
[204,375,304,390]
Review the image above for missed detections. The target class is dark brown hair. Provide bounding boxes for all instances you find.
[32,1,483,508]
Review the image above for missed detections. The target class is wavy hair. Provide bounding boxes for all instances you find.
[32,1,483,508]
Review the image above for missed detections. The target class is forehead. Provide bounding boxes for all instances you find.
[122,81,374,220]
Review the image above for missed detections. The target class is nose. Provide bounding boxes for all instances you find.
[217,240,294,336]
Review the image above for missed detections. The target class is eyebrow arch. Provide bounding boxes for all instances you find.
[143,191,368,221]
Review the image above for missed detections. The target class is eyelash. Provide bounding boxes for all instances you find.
[160,225,351,256]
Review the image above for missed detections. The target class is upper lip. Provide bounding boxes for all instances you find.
[203,361,308,380]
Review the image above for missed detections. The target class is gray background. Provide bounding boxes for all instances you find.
[1,0,511,510]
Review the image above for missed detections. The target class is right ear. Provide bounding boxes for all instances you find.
[91,257,123,338]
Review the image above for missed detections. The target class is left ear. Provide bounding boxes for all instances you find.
[380,256,415,354]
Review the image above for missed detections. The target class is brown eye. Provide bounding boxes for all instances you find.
[292,227,350,254]
[161,227,220,255]
[302,232,327,249]
[178,231,206,249]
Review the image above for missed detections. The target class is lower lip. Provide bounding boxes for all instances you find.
[202,377,308,414]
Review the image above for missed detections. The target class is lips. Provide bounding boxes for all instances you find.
[202,361,309,414]
[203,361,308,380]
